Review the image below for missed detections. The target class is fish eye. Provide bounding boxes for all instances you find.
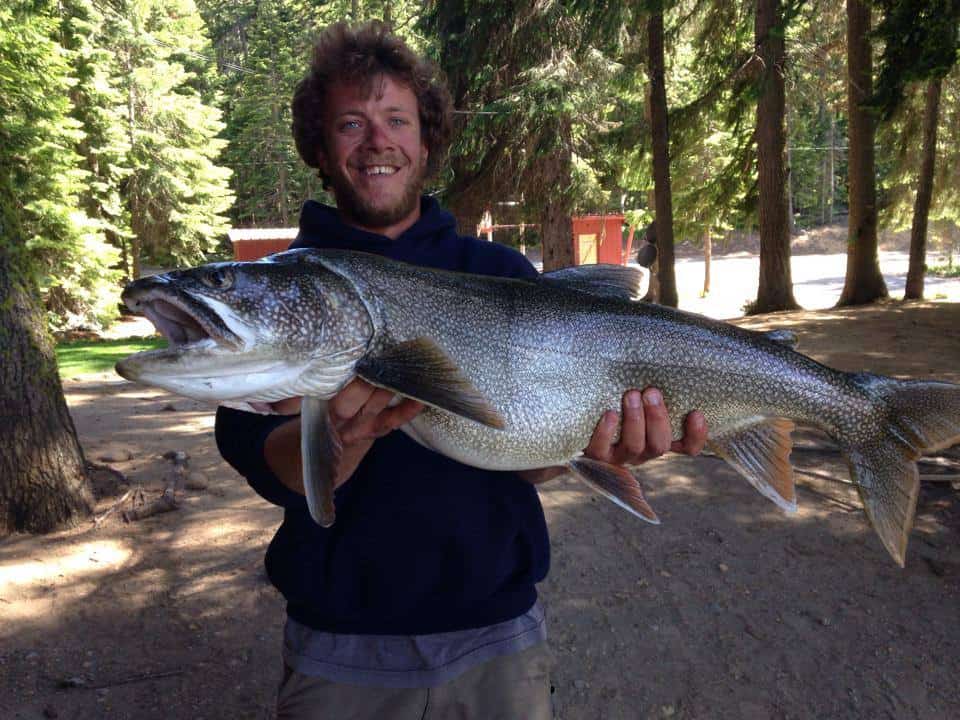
[202,268,234,290]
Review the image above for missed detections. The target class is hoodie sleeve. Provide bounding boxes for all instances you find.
[214,405,306,508]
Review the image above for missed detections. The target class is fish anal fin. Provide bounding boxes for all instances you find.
[709,417,797,512]
[357,337,506,430]
[568,457,660,524]
[301,396,341,527]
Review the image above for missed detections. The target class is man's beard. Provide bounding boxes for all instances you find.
[332,158,427,229]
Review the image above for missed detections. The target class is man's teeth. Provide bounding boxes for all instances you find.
[363,166,397,176]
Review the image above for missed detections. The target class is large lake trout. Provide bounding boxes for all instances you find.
[116,249,960,566]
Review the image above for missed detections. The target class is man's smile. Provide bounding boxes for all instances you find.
[361,165,399,176]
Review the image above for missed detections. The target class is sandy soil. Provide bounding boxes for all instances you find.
[2,301,959,720]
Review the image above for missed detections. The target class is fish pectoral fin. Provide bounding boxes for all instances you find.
[300,396,341,527]
[540,265,647,301]
[708,417,797,512]
[568,457,659,524]
[356,337,506,430]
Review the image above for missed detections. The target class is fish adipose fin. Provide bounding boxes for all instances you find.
[841,375,960,567]
[540,265,647,301]
[568,457,660,524]
[356,338,506,429]
[301,396,341,527]
[708,418,797,512]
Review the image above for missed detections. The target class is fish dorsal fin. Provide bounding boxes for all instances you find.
[300,396,340,527]
[356,338,506,429]
[540,264,647,301]
[567,457,660,523]
[761,329,799,349]
[708,417,797,512]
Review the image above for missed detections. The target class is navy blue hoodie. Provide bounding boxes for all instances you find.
[215,197,551,635]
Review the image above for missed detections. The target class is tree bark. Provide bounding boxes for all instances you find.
[752,0,800,314]
[703,228,712,296]
[904,78,942,300]
[0,238,92,534]
[838,0,888,306]
[647,8,678,307]
[539,118,575,272]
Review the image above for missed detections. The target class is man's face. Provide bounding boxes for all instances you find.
[318,74,428,236]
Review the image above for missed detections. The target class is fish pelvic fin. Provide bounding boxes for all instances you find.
[708,417,798,512]
[356,338,506,430]
[840,375,960,567]
[568,457,660,524]
[301,396,341,528]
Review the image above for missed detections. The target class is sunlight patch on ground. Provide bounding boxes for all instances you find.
[0,540,135,625]
[0,539,132,590]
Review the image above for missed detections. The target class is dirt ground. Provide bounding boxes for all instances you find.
[2,301,959,720]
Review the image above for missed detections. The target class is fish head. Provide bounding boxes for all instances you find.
[115,251,374,402]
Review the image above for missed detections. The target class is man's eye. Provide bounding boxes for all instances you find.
[389,117,408,126]
[341,120,361,130]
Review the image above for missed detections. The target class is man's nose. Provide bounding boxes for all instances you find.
[362,118,393,151]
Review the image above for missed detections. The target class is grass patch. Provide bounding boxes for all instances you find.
[930,263,960,278]
[56,337,166,379]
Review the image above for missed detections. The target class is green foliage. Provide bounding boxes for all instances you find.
[0,0,120,330]
[423,0,617,226]
[872,0,960,119]
[117,0,235,268]
[55,336,165,378]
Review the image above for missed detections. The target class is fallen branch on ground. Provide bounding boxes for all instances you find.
[123,452,189,522]
[93,488,133,528]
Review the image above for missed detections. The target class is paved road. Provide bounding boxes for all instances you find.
[667,250,960,320]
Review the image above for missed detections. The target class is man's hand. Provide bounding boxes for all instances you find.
[519,388,708,485]
[263,379,423,495]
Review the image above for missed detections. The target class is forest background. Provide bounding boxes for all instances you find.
[2,0,960,530]
[4,0,960,331]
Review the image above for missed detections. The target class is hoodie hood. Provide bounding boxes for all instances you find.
[292,196,459,258]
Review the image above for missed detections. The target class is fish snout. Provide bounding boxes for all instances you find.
[121,274,173,313]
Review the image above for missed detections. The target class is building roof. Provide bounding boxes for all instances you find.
[227,227,299,242]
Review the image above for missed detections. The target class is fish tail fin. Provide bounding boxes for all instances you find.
[840,374,960,566]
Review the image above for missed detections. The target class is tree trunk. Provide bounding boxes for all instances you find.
[703,228,712,296]
[0,236,92,534]
[827,112,835,223]
[647,8,678,307]
[904,77,942,300]
[786,137,795,235]
[539,118,575,272]
[752,0,800,314]
[838,0,888,306]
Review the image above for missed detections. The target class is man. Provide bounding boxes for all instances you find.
[215,20,707,719]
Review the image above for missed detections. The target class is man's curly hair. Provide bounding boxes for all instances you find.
[291,21,453,185]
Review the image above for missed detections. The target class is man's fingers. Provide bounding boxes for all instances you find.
[610,390,646,464]
[338,388,395,443]
[584,410,620,463]
[638,388,672,458]
[371,399,424,437]
[670,410,708,456]
[329,378,377,424]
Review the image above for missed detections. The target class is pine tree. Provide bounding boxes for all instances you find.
[0,1,93,532]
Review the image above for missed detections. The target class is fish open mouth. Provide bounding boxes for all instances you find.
[122,289,242,352]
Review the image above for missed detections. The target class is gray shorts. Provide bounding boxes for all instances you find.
[276,642,554,719]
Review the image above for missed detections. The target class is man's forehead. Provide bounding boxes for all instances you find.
[328,73,418,110]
